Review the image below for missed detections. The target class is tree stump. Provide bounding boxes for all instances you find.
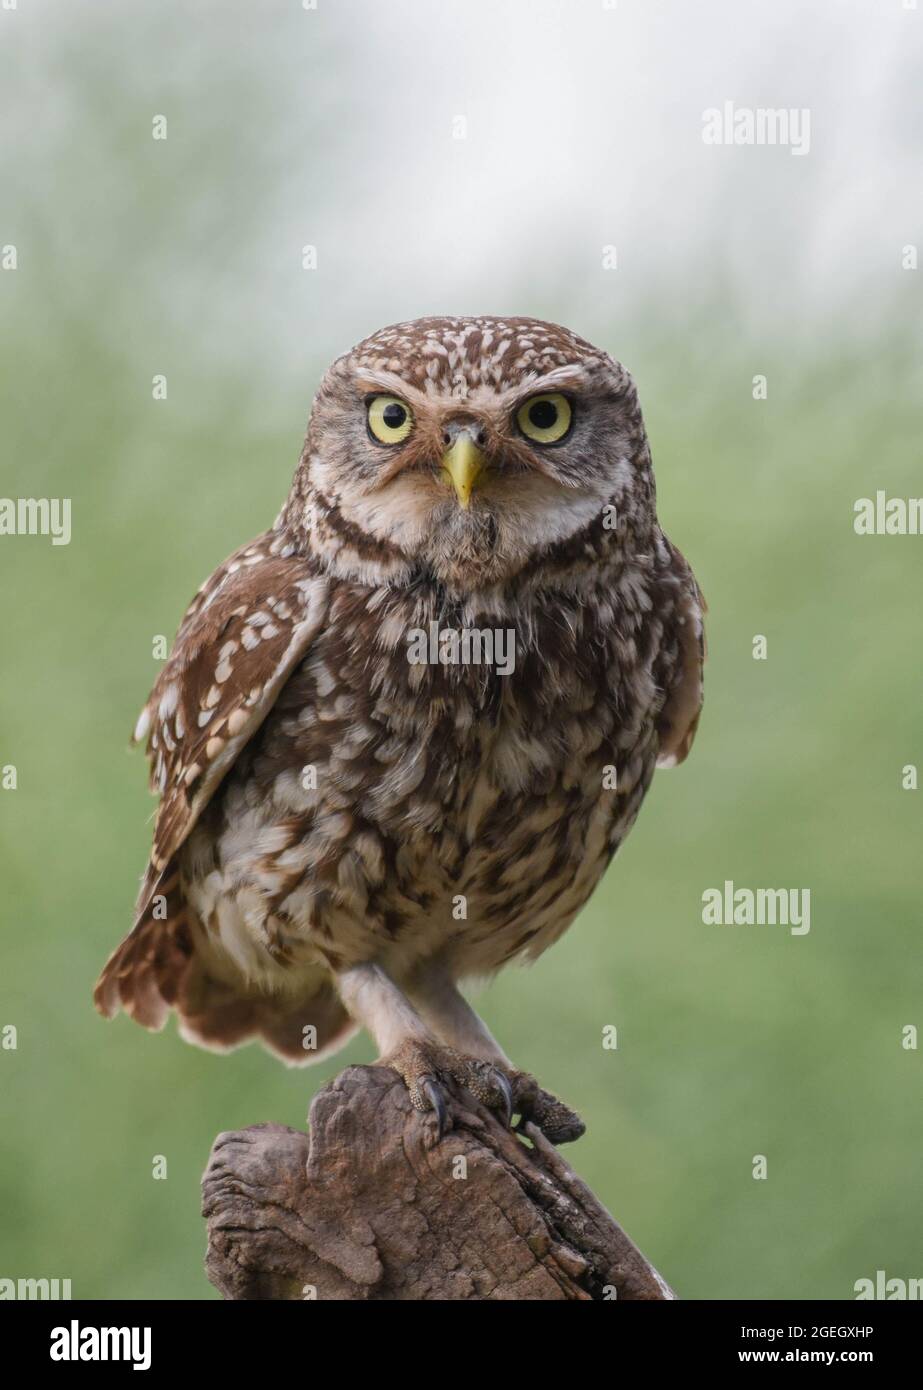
[202,1063,676,1301]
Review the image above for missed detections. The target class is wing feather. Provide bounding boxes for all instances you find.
[136,532,329,873]
[655,538,706,768]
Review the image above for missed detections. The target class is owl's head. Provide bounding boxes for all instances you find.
[286,316,655,590]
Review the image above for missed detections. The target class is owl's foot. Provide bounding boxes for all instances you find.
[381,1039,513,1141]
[380,1042,584,1146]
[508,1070,586,1145]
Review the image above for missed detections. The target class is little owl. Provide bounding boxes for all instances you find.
[95,315,705,1144]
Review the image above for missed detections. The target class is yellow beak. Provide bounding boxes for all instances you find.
[440,434,486,509]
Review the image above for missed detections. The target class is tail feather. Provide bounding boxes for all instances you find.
[94,864,357,1066]
[175,964,357,1066]
[94,867,192,1029]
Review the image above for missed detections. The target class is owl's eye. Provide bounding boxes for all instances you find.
[367,394,414,445]
[515,392,573,445]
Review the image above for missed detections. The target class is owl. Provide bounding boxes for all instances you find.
[95,316,705,1145]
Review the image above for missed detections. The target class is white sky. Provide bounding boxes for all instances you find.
[3,0,920,372]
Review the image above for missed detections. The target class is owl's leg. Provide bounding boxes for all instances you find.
[402,962,586,1145]
[336,963,514,1140]
[402,962,510,1064]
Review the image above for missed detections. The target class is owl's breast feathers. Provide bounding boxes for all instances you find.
[95,523,704,1036]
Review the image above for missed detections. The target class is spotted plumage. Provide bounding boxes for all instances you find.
[95,315,705,1142]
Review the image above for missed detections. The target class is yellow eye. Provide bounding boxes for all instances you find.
[367,394,414,445]
[515,392,572,444]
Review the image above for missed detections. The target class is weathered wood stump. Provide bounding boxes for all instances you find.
[202,1063,675,1301]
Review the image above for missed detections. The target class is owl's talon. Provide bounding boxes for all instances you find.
[494,1070,514,1128]
[382,1040,520,1140]
[381,1043,582,1143]
[421,1077,448,1138]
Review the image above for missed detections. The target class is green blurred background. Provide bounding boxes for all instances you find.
[1,0,921,1299]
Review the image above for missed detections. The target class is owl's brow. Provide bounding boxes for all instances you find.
[353,365,594,412]
[351,370,431,407]
[500,367,592,408]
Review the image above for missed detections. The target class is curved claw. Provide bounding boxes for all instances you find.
[421,1077,448,1138]
[493,1069,513,1128]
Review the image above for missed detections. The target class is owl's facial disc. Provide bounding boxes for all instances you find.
[297,317,653,589]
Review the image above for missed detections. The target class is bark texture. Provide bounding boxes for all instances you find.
[202,1063,676,1301]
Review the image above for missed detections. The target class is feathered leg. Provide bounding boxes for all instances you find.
[339,961,584,1144]
[337,962,514,1139]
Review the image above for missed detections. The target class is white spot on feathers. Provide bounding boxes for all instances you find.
[226,708,248,736]
[158,685,179,718]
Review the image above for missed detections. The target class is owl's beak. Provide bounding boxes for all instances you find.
[440,431,486,509]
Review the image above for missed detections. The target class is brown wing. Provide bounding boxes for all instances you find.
[655,537,706,768]
[134,533,329,874]
[94,533,330,1027]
